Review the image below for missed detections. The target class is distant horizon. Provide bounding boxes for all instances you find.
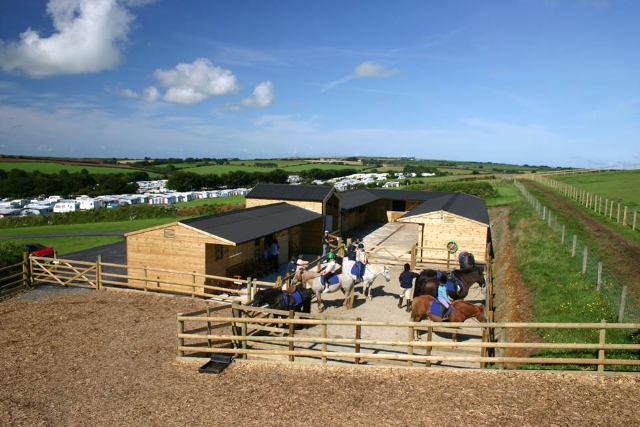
[1,1,639,169]
[0,153,585,170]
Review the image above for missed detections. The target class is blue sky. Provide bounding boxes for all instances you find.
[0,0,638,168]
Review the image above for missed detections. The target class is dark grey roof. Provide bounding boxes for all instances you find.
[339,189,381,210]
[366,188,451,201]
[180,202,322,244]
[400,192,489,225]
[340,188,452,210]
[246,183,335,202]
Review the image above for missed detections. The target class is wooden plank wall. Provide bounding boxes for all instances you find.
[402,212,489,264]
[245,198,324,215]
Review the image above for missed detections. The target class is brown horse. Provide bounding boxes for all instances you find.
[410,295,486,341]
[414,267,485,301]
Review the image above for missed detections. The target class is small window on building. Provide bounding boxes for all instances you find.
[164,229,176,238]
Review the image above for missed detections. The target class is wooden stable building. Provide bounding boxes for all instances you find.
[340,189,492,264]
[396,192,491,264]
[245,183,341,235]
[125,183,491,293]
[125,202,323,294]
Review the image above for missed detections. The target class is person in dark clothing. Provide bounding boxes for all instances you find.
[398,263,420,311]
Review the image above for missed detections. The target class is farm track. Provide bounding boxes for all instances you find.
[524,180,640,298]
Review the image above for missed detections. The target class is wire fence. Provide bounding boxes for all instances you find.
[514,179,640,323]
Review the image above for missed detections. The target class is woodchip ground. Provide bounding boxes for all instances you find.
[1,207,639,426]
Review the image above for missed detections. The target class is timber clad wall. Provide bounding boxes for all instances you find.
[400,212,489,263]
[245,198,323,214]
[127,224,211,293]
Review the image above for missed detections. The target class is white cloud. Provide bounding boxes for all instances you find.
[354,61,400,78]
[142,86,161,103]
[240,81,275,108]
[154,58,240,105]
[322,61,399,91]
[116,88,139,99]
[0,0,134,78]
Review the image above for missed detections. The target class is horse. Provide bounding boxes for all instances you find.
[458,251,476,270]
[292,268,356,312]
[251,285,313,314]
[414,267,485,300]
[410,294,486,341]
[341,259,391,300]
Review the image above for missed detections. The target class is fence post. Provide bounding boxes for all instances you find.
[571,235,577,258]
[547,211,552,227]
[582,247,588,275]
[321,319,328,363]
[407,324,414,367]
[288,310,295,362]
[623,206,628,226]
[634,210,637,231]
[597,262,602,292]
[23,252,30,287]
[355,317,362,365]
[96,255,102,291]
[597,320,606,373]
[561,224,566,244]
[618,286,628,323]
[177,314,184,358]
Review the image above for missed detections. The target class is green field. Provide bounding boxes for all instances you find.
[554,170,640,208]
[0,161,159,176]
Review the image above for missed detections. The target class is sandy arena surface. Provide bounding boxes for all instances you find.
[1,207,639,426]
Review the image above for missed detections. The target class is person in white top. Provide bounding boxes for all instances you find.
[296,254,309,271]
[355,243,367,283]
[321,252,337,293]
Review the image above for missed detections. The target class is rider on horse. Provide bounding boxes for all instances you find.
[437,274,452,320]
[321,252,337,293]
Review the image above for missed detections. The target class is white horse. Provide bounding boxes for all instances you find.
[292,269,356,312]
[342,259,391,300]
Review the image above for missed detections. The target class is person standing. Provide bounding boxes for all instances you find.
[322,230,333,257]
[437,274,452,320]
[287,256,297,275]
[263,244,271,270]
[269,238,280,273]
[398,263,420,312]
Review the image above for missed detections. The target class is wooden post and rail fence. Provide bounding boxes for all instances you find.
[176,305,640,372]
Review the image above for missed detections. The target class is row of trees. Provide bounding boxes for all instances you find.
[0,169,147,199]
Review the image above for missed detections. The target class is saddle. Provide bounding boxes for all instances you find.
[320,274,340,286]
[430,299,452,318]
[281,288,303,308]
[447,273,464,294]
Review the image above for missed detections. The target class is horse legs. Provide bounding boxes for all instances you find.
[315,291,325,312]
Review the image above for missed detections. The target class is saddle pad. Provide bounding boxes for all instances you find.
[429,299,451,317]
[349,264,359,276]
[320,275,340,286]
[281,289,303,308]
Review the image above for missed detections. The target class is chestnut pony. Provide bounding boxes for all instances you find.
[410,295,486,341]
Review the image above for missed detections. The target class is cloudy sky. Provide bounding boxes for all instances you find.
[0,0,638,168]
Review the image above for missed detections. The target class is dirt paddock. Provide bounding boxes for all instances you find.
[2,207,640,426]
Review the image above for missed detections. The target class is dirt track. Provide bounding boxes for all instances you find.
[526,181,640,297]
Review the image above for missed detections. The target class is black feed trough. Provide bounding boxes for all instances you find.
[198,354,234,374]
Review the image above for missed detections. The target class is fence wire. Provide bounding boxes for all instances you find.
[515,180,640,323]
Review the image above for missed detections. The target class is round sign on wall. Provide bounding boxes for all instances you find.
[446,240,459,254]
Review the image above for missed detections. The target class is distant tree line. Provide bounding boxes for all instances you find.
[0,169,147,199]
[165,167,359,191]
